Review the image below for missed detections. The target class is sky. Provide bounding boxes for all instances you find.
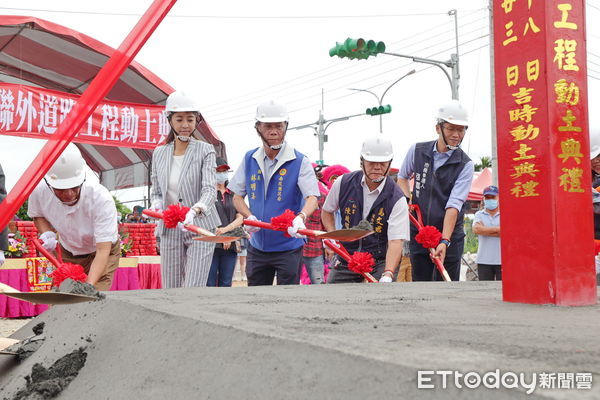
[1,0,600,208]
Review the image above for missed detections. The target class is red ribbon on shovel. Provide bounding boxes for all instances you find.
[408,204,451,282]
[323,239,377,283]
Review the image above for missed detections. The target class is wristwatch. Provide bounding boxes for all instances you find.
[440,238,451,247]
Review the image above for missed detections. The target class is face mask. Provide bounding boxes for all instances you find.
[176,135,191,142]
[484,199,498,210]
[216,172,229,184]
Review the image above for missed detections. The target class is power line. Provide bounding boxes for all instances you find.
[202,9,488,113]
[0,5,457,19]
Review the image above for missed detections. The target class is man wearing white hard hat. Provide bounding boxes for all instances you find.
[321,135,409,283]
[229,100,319,286]
[398,100,474,281]
[150,91,220,288]
[27,144,120,290]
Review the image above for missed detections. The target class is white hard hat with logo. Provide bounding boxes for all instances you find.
[361,135,394,162]
[165,91,200,113]
[255,100,289,123]
[437,100,469,126]
[45,144,86,189]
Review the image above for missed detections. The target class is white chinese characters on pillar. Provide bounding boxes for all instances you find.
[158,111,170,143]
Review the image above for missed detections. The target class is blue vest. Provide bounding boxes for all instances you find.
[339,171,403,261]
[410,140,470,256]
[244,148,305,252]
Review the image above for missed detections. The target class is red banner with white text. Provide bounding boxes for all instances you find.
[0,83,168,149]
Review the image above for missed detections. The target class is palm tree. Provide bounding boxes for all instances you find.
[474,156,492,172]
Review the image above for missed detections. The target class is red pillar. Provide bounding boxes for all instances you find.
[0,0,177,231]
[493,0,596,305]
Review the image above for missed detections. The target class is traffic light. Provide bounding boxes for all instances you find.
[329,38,386,60]
[366,105,392,115]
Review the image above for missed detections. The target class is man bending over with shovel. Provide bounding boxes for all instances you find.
[28,144,120,290]
[322,136,409,283]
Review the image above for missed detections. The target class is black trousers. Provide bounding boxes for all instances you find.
[478,264,502,281]
[411,252,461,281]
[246,245,303,286]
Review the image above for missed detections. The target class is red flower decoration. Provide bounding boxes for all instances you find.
[415,225,442,249]
[348,251,375,275]
[50,263,87,287]
[595,240,600,255]
[163,204,190,228]
[271,209,296,236]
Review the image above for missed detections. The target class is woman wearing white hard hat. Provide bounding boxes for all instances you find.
[27,144,120,290]
[149,91,220,288]
[397,100,475,282]
[321,135,409,283]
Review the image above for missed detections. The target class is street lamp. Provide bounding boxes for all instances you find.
[348,69,416,133]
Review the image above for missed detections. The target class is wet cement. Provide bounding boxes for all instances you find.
[352,219,373,230]
[12,348,87,400]
[0,282,598,399]
[222,226,247,238]
[5,323,46,361]
[56,279,104,300]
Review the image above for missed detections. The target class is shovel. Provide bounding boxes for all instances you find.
[0,282,99,305]
[0,337,19,355]
[143,209,238,243]
[243,219,372,242]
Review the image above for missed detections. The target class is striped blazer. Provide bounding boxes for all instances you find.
[150,138,220,235]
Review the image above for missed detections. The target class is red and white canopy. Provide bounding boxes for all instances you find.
[0,15,225,190]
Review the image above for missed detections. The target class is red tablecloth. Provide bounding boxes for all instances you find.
[0,256,163,318]
[137,256,162,289]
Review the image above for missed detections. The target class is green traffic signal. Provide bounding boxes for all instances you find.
[366,104,392,116]
[329,37,386,60]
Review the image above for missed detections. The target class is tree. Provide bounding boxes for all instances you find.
[113,196,132,222]
[474,156,492,172]
[16,200,31,221]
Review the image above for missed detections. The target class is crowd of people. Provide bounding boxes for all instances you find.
[3,91,600,288]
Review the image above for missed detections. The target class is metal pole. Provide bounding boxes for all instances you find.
[488,1,498,185]
[449,9,460,100]
[0,0,177,230]
[318,110,325,162]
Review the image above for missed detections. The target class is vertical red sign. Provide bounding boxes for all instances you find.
[493,0,596,305]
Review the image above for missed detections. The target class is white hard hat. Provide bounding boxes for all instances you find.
[255,100,289,123]
[45,144,86,189]
[437,100,469,126]
[590,129,600,159]
[361,135,394,162]
[165,91,200,113]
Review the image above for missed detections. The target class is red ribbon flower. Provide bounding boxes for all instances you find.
[271,209,296,237]
[163,204,190,228]
[595,240,600,255]
[50,263,87,287]
[348,251,375,275]
[415,225,442,249]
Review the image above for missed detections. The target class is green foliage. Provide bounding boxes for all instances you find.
[463,217,479,255]
[112,196,132,221]
[474,156,492,172]
[16,200,32,221]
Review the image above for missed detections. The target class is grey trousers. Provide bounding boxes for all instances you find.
[326,257,385,284]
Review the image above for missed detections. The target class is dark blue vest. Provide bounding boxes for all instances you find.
[339,171,403,261]
[410,140,471,256]
[244,148,305,252]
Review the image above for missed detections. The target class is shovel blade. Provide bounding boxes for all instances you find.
[0,291,99,305]
[316,229,373,242]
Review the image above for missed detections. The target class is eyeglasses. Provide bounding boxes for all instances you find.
[441,124,467,134]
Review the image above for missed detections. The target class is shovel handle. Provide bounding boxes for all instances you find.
[408,205,451,282]
[243,219,275,230]
[184,224,215,237]
[323,240,377,283]
[142,209,164,219]
[31,238,61,267]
